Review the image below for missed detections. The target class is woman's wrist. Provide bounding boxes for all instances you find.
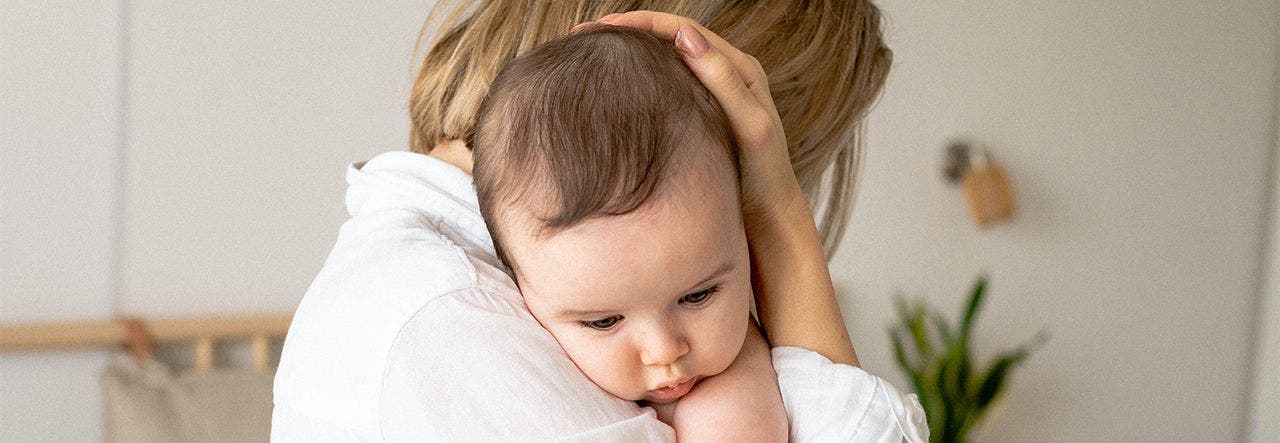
[744,185,860,366]
[742,179,808,237]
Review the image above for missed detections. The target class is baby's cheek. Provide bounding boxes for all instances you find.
[566,335,644,400]
[702,303,751,375]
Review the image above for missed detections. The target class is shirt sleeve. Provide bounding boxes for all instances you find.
[771,346,930,443]
[377,288,675,442]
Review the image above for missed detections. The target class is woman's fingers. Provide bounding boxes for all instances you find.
[670,25,779,148]
[597,11,759,82]
[596,11,771,105]
[585,11,780,143]
[587,11,794,208]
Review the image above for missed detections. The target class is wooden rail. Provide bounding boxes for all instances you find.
[0,314,293,373]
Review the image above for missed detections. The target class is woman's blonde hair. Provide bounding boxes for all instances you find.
[408,0,892,258]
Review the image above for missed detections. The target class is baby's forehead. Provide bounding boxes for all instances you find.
[499,144,740,240]
[504,180,744,306]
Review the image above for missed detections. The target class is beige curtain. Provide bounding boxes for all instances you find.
[101,356,274,442]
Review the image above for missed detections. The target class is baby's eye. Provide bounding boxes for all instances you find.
[581,315,623,331]
[680,285,720,307]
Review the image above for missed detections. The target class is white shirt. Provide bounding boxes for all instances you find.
[272,151,928,442]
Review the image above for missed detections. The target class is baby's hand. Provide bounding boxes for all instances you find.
[659,320,787,442]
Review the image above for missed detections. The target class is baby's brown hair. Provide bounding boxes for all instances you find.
[471,24,736,265]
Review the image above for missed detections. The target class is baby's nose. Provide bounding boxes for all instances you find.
[638,324,690,367]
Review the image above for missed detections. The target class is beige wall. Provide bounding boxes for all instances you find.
[840,1,1277,441]
[119,1,430,315]
[0,1,432,441]
[1247,16,1280,440]
[1,1,121,440]
[2,1,1277,441]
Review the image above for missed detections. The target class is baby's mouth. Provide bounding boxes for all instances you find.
[648,377,696,402]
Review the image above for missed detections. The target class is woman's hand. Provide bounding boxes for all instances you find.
[589,11,860,366]
[582,12,801,220]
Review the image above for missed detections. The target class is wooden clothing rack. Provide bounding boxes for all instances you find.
[0,313,293,373]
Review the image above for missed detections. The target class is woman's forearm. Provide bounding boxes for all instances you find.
[746,187,860,367]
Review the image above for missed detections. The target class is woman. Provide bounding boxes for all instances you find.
[272,2,923,441]
[410,0,891,258]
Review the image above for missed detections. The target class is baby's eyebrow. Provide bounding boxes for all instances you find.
[559,307,616,318]
[557,261,736,318]
[677,261,735,296]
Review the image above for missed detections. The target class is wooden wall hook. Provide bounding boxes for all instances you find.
[962,146,1018,228]
[943,140,1019,228]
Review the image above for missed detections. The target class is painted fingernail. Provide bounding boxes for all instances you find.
[675,25,708,56]
[598,13,623,23]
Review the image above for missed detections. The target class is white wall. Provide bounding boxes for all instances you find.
[1,1,121,440]
[0,1,432,441]
[1247,16,1280,440]
[120,1,430,315]
[837,1,1278,441]
[2,1,1277,441]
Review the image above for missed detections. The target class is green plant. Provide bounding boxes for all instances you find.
[888,275,1048,443]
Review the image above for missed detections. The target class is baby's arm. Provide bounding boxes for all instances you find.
[659,320,788,442]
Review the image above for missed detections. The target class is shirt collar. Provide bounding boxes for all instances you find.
[345,151,503,270]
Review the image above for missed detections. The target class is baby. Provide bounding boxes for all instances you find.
[470,25,785,437]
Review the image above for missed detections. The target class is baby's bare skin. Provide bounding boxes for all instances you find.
[647,321,787,442]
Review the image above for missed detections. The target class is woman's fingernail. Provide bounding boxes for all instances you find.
[675,25,709,56]
[598,13,623,23]
[571,22,592,33]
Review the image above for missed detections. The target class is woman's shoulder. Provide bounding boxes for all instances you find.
[274,216,507,430]
[379,284,669,441]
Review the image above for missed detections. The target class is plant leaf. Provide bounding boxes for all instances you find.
[891,295,918,363]
[884,275,1049,442]
[890,328,924,394]
[943,318,971,402]
[908,300,933,359]
[969,331,1048,427]
[973,349,1027,408]
[967,348,1028,429]
[932,312,953,344]
[954,275,987,404]
[959,274,988,346]
[936,355,964,442]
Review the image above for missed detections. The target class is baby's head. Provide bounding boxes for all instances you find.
[471,25,751,404]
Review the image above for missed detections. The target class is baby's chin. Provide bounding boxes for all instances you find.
[643,395,681,405]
